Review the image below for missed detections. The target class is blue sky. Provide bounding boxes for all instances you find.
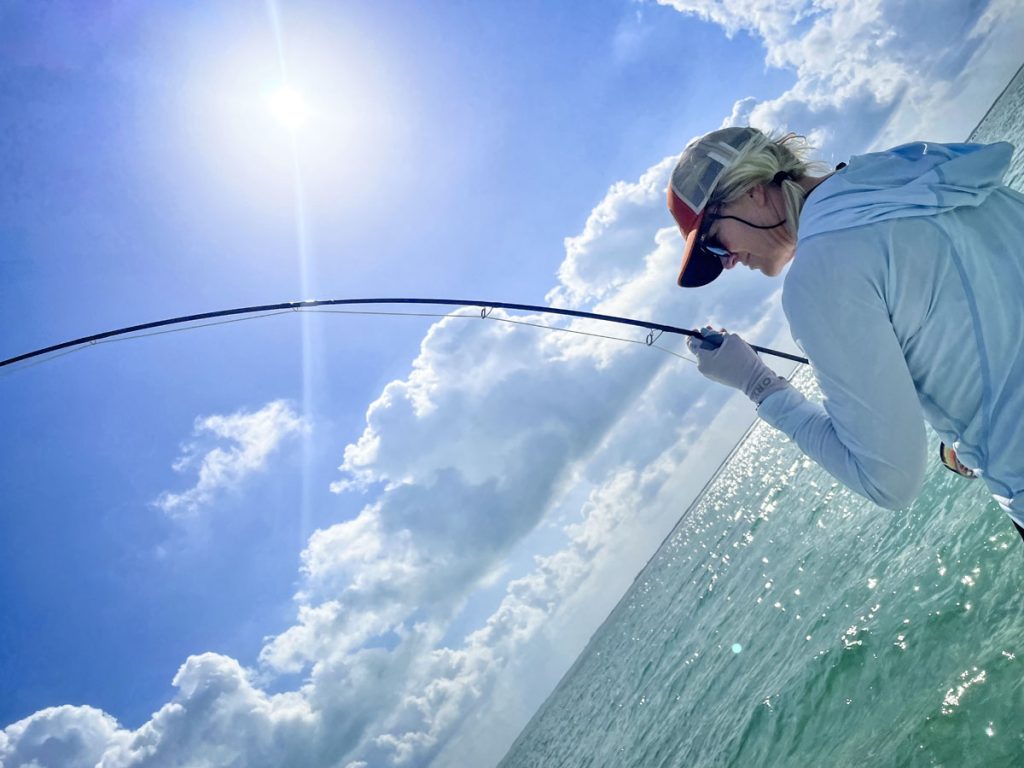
[2,1,1022,766]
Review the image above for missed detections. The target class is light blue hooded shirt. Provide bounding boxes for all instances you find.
[757,141,1024,526]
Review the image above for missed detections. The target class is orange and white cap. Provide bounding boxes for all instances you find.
[667,126,761,287]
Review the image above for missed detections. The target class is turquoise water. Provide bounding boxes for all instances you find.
[499,64,1024,768]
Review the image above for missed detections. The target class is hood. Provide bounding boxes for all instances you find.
[798,141,1015,241]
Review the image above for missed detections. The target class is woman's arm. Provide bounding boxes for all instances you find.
[758,249,928,509]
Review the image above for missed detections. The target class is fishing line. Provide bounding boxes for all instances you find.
[0,305,697,376]
[305,308,695,361]
[96,309,297,345]
[0,310,299,376]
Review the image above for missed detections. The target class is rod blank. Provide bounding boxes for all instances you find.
[0,297,810,368]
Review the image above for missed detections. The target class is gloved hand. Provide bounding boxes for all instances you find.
[686,326,790,405]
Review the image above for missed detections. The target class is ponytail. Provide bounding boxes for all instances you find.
[710,130,829,238]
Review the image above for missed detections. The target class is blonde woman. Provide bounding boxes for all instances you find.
[668,127,1024,537]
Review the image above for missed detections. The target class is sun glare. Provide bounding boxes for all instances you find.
[268,86,309,131]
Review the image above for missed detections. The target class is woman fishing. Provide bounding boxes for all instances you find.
[668,126,1024,536]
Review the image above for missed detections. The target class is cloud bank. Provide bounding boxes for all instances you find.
[5,1,1023,766]
[658,0,1024,154]
[4,151,780,768]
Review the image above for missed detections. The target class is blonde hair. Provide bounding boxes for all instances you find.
[709,130,830,238]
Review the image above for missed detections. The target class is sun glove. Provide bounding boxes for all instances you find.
[686,328,791,405]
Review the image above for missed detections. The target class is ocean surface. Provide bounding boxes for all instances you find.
[499,64,1024,768]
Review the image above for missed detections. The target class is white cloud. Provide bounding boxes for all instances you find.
[549,158,675,308]
[245,163,793,765]
[657,0,1024,154]
[0,706,124,768]
[153,400,308,518]
[3,153,783,767]
[96,653,318,768]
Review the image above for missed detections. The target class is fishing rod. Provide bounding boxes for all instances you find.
[0,297,810,369]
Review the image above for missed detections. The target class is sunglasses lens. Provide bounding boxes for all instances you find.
[700,213,729,260]
[704,233,730,258]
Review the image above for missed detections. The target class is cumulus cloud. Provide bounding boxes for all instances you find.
[657,0,1024,154]
[3,155,788,767]
[244,162,792,765]
[348,467,652,766]
[96,653,318,768]
[549,158,675,308]
[153,400,308,518]
[0,706,123,768]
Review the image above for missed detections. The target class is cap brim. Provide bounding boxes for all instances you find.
[676,211,724,288]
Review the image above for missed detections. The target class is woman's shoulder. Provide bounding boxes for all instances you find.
[789,229,868,280]
[792,213,920,268]
[785,228,894,307]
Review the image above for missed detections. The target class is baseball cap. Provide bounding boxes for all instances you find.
[667,126,763,287]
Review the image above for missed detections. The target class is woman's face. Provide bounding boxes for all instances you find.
[707,184,796,277]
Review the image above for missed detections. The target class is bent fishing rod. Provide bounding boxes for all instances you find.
[0,297,809,369]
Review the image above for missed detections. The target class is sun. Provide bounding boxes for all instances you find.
[267,85,309,131]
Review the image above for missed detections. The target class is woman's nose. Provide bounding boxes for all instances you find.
[721,252,739,270]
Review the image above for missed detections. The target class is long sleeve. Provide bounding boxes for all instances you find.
[757,240,928,510]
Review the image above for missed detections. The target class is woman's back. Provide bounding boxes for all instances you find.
[781,161,1024,521]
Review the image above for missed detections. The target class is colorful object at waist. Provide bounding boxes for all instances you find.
[939,442,977,479]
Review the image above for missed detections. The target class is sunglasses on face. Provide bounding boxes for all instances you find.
[699,210,732,260]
